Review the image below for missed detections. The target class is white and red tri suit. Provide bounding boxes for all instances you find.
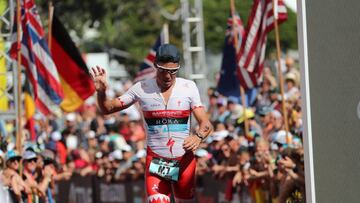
[117,77,203,203]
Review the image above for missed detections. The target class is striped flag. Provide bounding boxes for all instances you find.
[232,12,259,90]
[237,0,287,76]
[218,11,258,99]
[134,30,165,82]
[9,0,64,115]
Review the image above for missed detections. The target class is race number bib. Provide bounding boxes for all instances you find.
[149,157,180,182]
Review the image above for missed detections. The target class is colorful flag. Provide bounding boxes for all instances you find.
[134,30,165,82]
[9,0,64,115]
[237,0,288,76]
[217,12,258,96]
[51,15,95,112]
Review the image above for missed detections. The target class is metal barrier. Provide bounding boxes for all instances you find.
[55,173,241,203]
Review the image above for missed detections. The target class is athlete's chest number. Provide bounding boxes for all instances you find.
[149,157,180,182]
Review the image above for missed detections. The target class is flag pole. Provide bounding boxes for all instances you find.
[15,0,22,153]
[230,0,249,137]
[47,2,57,193]
[272,0,290,144]
[48,0,54,49]
[163,23,169,43]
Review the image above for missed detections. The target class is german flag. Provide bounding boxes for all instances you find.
[51,15,95,112]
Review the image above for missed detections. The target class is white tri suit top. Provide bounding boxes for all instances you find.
[117,77,203,158]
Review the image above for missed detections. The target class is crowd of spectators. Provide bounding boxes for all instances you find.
[0,57,305,203]
[197,57,304,203]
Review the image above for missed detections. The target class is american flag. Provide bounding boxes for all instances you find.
[237,0,288,76]
[217,11,257,96]
[231,12,259,90]
[134,30,165,82]
[9,0,64,115]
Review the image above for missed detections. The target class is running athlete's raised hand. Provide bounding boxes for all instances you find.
[90,66,108,92]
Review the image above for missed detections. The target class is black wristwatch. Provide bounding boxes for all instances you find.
[195,132,205,141]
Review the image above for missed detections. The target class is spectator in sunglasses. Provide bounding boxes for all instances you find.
[22,150,52,200]
[3,150,29,202]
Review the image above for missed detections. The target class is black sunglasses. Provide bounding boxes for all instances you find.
[155,64,180,75]
[9,157,21,163]
[25,158,38,163]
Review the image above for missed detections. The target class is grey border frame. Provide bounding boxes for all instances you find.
[297,0,316,202]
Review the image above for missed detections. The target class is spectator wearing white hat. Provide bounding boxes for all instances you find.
[114,145,133,181]
[3,150,29,202]
[22,151,37,172]
[284,72,300,101]
[86,130,98,151]
[270,130,294,151]
[51,131,67,166]
[22,150,52,199]
[284,56,300,86]
[268,110,283,138]
[109,150,122,162]
[228,104,243,123]
[109,149,123,181]
[63,113,81,136]
[225,102,243,133]
[194,149,210,176]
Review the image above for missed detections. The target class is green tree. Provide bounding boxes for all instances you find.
[38,0,184,75]
[203,0,297,53]
[37,0,297,76]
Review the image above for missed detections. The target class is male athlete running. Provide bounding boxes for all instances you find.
[90,44,213,203]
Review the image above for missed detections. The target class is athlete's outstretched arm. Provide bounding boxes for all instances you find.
[90,66,129,115]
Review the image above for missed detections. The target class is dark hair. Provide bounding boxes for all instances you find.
[155,44,180,63]
[0,156,4,170]
[106,123,119,133]
[44,158,55,166]
[224,135,234,142]
[281,148,303,165]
